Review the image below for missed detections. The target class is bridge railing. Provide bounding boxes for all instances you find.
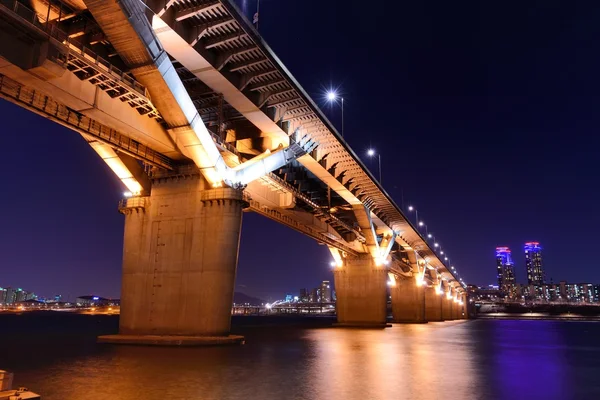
[0,73,174,170]
[0,0,159,119]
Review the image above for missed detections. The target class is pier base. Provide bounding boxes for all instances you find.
[98,334,245,346]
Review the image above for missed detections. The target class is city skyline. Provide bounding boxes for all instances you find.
[1,0,600,299]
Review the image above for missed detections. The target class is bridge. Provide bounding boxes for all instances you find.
[0,0,468,344]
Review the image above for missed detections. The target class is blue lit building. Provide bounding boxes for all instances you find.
[496,247,516,296]
[524,242,544,285]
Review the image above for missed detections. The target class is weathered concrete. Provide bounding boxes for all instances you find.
[333,256,388,327]
[425,287,443,321]
[116,175,246,341]
[442,296,453,320]
[391,279,426,323]
[98,334,245,346]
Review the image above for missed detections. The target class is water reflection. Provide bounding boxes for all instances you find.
[4,316,600,400]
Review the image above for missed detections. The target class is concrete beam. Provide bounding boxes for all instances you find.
[175,1,221,21]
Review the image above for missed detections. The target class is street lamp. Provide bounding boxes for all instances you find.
[407,205,419,227]
[367,148,382,184]
[326,90,344,137]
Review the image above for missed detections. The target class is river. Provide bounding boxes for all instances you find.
[1,312,599,399]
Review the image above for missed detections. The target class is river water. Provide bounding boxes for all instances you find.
[1,312,599,399]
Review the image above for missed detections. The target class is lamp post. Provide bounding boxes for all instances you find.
[407,205,419,227]
[367,148,382,184]
[326,90,344,137]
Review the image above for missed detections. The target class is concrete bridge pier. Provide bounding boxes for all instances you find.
[333,256,388,327]
[98,175,246,346]
[451,297,460,320]
[460,293,469,319]
[442,294,453,321]
[425,287,443,321]
[391,278,426,323]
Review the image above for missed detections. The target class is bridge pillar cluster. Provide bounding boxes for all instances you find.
[333,256,388,327]
[99,175,246,345]
[391,278,426,323]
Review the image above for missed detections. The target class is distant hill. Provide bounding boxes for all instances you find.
[233,292,264,306]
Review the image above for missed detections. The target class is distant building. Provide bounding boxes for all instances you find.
[4,288,17,304]
[320,281,331,303]
[299,288,308,302]
[75,296,118,306]
[496,247,516,296]
[309,288,319,303]
[0,288,6,304]
[285,294,293,303]
[469,285,502,301]
[524,242,544,285]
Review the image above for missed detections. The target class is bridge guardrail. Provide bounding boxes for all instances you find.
[0,74,174,170]
[0,0,160,120]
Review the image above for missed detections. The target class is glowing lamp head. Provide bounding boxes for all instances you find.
[434,243,439,248]
[326,91,337,101]
[418,221,424,227]
[408,206,414,211]
[440,251,444,255]
[367,149,375,157]
[428,233,432,238]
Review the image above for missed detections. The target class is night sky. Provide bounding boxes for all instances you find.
[2,0,600,301]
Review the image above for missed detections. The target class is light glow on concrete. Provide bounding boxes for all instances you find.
[328,246,344,268]
[89,142,142,195]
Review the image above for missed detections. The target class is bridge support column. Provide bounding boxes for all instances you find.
[391,278,426,323]
[425,287,443,321]
[333,256,388,327]
[460,293,469,319]
[451,297,460,320]
[98,175,246,346]
[442,295,453,320]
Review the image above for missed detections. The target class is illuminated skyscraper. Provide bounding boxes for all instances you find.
[496,247,516,294]
[320,281,332,302]
[525,242,544,285]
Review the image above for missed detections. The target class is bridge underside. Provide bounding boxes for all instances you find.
[0,0,469,343]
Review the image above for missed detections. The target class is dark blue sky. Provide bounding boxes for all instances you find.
[1,0,600,300]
